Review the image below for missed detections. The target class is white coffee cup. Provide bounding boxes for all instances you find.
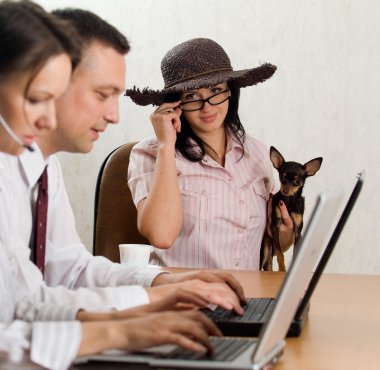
[118,244,152,267]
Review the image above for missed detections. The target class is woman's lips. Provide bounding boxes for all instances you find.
[200,113,218,123]
[22,136,37,145]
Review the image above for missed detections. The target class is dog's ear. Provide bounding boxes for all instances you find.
[270,146,285,170]
[303,157,323,176]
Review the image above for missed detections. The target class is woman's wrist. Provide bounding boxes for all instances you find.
[157,142,176,155]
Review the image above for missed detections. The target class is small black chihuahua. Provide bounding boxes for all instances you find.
[260,146,323,271]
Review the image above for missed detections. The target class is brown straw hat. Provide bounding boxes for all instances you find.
[125,38,277,106]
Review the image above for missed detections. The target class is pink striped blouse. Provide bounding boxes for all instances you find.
[128,133,275,270]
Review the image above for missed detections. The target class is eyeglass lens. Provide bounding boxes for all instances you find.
[180,89,230,111]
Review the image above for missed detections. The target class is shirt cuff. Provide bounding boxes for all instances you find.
[0,320,31,363]
[31,321,81,370]
[15,299,79,322]
[113,285,150,308]
[34,303,79,321]
[125,266,171,287]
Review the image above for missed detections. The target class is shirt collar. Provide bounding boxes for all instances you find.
[226,130,250,158]
[18,143,48,188]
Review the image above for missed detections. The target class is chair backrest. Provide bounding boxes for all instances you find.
[93,142,149,262]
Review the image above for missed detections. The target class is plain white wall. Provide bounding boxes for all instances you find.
[36,0,380,274]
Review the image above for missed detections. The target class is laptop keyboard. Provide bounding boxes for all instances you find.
[204,298,276,322]
[158,337,253,362]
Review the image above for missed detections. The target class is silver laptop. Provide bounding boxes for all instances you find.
[78,189,343,370]
[205,172,364,337]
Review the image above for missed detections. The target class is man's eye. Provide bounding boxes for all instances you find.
[97,92,109,100]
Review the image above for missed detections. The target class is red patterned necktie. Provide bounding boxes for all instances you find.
[33,166,48,275]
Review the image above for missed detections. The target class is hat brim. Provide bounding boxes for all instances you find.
[125,63,277,106]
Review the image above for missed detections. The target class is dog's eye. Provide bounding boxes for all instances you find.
[294,179,302,186]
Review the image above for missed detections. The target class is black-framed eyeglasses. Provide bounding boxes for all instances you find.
[179,89,231,112]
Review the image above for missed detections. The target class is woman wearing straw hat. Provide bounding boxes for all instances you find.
[126,38,294,270]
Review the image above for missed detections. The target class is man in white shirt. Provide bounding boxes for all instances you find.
[0,8,245,321]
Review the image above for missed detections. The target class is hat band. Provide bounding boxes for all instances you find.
[164,67,233,88]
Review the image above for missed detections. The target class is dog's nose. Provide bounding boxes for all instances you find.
[282,186,290,195]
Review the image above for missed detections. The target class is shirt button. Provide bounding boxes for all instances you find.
[201,190,207,196]
[238,229,243,234]
[235,260,240,267]
[239,200,244,205]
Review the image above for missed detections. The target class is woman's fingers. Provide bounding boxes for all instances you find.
[278,200,293,228]
[186,271,246,305]
[278,201,295,251]
[266,194,273,236]
[152,290,210,311]
[154,101,181,113]
[150,102,182,143]
[213,272,246,304]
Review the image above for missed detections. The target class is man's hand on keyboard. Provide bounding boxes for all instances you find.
[97,310,222,354]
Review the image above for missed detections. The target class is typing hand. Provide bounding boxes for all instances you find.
[148,279,244,315]
[152,270,246,305]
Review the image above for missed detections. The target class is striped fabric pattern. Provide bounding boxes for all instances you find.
[128,133,275,270]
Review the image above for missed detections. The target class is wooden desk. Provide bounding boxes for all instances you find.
[157,270,380,370]
[220,271,380,370]
[2,271,376,370]
[73,271,379,370]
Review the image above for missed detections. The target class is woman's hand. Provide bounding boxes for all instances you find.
[150,101,182,147]
[147,279,244,315]
[267,194,295,253]
[152,270,246,305]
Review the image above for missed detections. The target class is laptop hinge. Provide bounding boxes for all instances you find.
[251,340,286,370]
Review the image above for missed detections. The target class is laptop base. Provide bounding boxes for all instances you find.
[209,301,310,338]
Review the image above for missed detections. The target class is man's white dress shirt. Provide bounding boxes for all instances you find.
[0,145,166,315]
[1,160,81,370]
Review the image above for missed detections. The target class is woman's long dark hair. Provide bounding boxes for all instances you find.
[171,81,246,162]
[0,0,82,93]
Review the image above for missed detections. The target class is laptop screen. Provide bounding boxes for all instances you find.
[295,172,364,320]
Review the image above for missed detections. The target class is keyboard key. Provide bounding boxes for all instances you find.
[161,337,253,362]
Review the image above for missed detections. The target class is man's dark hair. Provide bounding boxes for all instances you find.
[52,8,130,55]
